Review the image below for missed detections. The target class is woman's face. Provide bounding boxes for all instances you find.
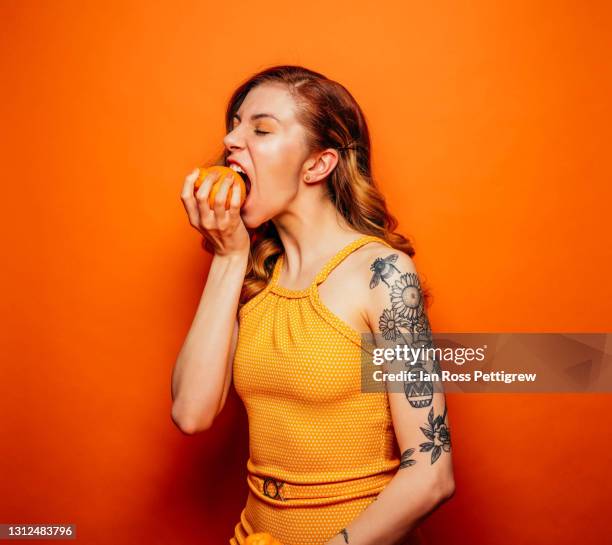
[223,82,311,227]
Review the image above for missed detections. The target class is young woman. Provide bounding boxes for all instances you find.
[173,65,455,545]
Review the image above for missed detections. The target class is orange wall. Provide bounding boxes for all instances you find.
[1,1,610,544]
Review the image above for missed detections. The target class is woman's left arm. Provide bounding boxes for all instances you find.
[324,249,455,545]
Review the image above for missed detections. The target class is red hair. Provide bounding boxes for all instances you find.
[203,65,429,310]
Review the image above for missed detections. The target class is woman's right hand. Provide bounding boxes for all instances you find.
[181,167,250,258]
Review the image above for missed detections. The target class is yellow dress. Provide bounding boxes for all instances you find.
[230,234,426,545]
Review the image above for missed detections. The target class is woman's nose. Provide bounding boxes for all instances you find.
[223,127,245,150]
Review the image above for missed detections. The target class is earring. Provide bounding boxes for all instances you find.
[305,174,311,181]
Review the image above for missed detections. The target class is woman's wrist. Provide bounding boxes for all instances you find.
[213,249,249,263]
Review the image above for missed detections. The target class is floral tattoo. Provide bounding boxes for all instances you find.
[369,252,451,467]
[370,253,442,407]
[399,447,417,469]
[419,405,451,464]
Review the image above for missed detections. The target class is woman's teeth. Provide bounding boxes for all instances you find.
[229,163,245,174]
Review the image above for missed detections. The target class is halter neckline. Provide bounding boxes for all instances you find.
[268,234,390,298]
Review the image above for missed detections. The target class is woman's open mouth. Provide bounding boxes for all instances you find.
[227,163,252,195]
[238,170,252,195]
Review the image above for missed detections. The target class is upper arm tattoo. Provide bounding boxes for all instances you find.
[369,252,451,466]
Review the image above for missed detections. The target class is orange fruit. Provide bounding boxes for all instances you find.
[194,165,247,209]
[244,532,283,545]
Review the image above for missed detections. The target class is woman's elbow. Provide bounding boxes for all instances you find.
[433,475,456,504]
[171,403,214,435]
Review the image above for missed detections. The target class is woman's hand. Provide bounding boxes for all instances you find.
[181,167,250,258]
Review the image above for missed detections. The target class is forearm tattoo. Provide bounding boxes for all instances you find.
[399,447,417,468]
[370,253,451,465]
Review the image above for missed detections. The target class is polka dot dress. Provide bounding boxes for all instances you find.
[230,235,419,545]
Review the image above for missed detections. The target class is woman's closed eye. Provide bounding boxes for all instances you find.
[254,129,270,135]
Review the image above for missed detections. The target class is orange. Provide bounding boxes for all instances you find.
[194,165,247,209]
[244,532,283,545]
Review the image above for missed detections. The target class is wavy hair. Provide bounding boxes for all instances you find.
[202,65,430,310]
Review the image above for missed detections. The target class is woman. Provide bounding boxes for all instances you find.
[172,65,455,545]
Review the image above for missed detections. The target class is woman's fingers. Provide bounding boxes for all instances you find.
[195,171,222,229]
[181,168,245,240]
[227,180,242,219]
[181,167,199,196]
[212,174,235,217]
[195,170,218,203]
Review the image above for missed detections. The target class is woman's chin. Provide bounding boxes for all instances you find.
[240,204,257,228]
[241,207,269,230]
[240,191,277,229]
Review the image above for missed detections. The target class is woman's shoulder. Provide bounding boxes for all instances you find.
[317,240,421,334]
[326,241,417,301]
[354,240,418,282]
[327,239,417,287]
[347,242,421,326]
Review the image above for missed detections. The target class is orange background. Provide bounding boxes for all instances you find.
[1,1,611,544]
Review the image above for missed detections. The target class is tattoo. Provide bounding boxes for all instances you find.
[399,447,417,469]
[419,405,451,464]
[338,528,349,543]
[369,254,401,288]
[370,253,442,408]
[390,271,424,323]
[369,251,451,466]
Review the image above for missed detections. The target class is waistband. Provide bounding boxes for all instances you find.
[246,469,396,508]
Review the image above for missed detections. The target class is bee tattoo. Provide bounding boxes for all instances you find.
[369,254,402,288]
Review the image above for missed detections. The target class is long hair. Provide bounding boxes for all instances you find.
[202,65,430,310]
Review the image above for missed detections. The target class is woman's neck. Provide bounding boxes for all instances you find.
[271,199,363,283]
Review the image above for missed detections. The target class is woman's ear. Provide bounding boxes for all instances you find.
[303,149,340,184]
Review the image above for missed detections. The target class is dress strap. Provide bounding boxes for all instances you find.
[314,234,392,286]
